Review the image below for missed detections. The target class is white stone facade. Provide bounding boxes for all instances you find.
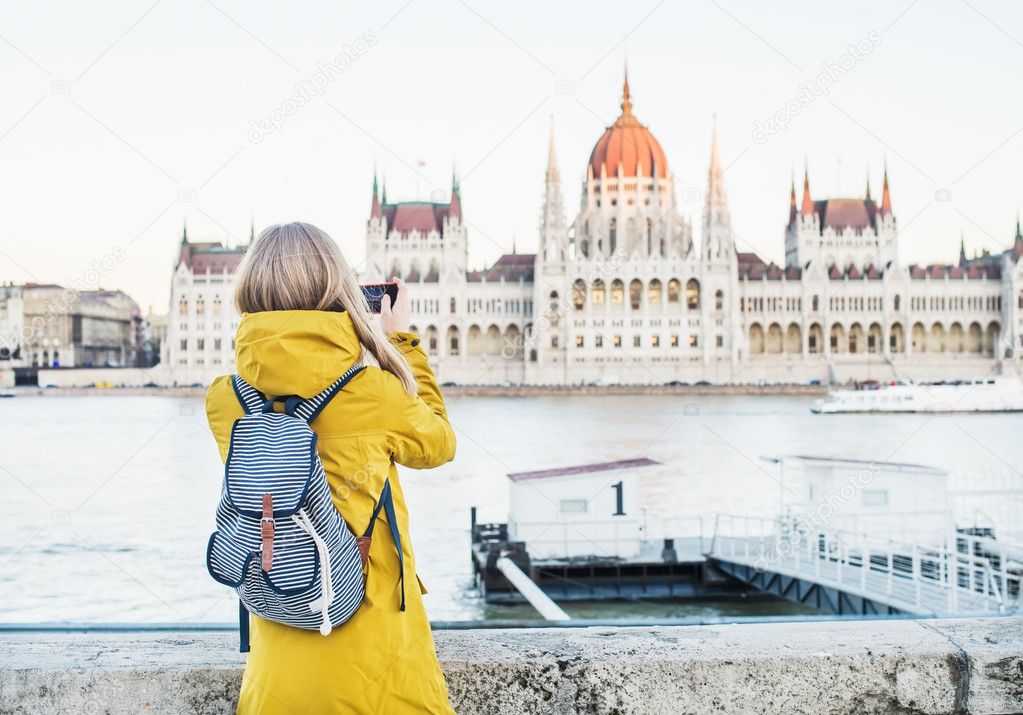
[162,79,1023,387]
[364,78,1023,386]
[162,230,244,386]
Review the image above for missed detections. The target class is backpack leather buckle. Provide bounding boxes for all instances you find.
[261,493,274,572]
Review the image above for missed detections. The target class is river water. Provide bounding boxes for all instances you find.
[1,393,1020,624]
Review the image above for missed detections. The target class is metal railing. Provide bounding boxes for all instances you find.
[710,514,1022,616]
[509,516,707,561]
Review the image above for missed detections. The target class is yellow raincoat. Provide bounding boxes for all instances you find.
[205,310,456,714]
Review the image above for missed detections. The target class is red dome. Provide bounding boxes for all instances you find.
[588,76,668,179]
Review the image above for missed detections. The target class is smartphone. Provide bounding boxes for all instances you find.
[360,282,399,314]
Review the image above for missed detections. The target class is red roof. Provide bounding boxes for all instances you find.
[737,251,766,267]
[179,241,245,273]
[378,199,458,237]
[388,205,441,233]
[737,256,794,280]
[466,253,535,283]
[507,457,661,482]
[814,198,878,232]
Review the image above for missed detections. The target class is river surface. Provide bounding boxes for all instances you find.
[1,393,1020,624]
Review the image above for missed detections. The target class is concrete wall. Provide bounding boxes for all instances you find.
[1,618,1020,714]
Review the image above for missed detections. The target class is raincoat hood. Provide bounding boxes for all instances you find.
[234,310,362,398]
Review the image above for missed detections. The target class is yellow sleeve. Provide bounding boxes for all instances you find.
[385,331,457,469]
[205,375,244,463]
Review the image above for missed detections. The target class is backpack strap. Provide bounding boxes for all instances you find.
[238,599,250,653]
[362,479,406,612]
[231,375,265,415]
[292,364,366,423]
[231,364,364,422]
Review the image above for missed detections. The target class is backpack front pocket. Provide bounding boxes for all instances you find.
[245,538,325,624]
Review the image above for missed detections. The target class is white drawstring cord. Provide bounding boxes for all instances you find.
[292,509,334,635]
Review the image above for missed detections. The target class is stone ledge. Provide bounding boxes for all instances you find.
[1,618,1020,714]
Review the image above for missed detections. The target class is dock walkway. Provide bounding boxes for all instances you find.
[709,515,1020,616]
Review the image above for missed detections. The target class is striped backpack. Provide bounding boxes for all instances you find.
[205,364,405,651]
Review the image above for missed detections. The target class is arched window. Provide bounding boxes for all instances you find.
[449,297,456,314]
[894,294,901,311]
[715,289,724,311]
[447,326,460,355]
[647,279,662,306]
[591,279,605,306]
[629,280,643,310]
[609,218,617,253]
[685,279,700,309]
[811,295,820,312]
[667,279,681,303]
[178,297,188,315]
[572,279,586,311]
[610,280,624,306]
[808,323,823,353]
[196,295,205,314]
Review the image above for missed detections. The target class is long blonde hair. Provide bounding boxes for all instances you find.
[234,221,416,396]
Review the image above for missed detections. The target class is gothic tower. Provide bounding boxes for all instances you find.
[702,121,733,262]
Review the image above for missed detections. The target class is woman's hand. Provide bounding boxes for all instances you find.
[380,276,411,335]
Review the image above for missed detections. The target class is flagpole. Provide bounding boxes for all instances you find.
[416,159,427,200]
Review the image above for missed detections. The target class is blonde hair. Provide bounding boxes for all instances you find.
[234,221,417,396]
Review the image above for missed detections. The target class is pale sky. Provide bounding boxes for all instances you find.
[2,0,1022,312]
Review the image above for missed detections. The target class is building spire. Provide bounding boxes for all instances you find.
[800,159,814,216]
[449,167,462,219]
[865,168,872,201]
[546,116,559,183]
[370,170,382,219]
[181,219,188,244]
[709,113,720,170]
[789,170,797,225]
[621,61,633,116]
[249,216,255,243]
[880,161,892,215]
[704,118,729,226]
[703,119,732,260]
[1016,212,1021,242]
[959,231,967,266]
[540,121,566,233]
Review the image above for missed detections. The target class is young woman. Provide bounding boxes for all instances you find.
[205,222,457,714]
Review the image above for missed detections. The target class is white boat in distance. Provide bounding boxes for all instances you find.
[812,375,1023,413]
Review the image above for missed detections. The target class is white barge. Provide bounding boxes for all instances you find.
[812,375,1023,413]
